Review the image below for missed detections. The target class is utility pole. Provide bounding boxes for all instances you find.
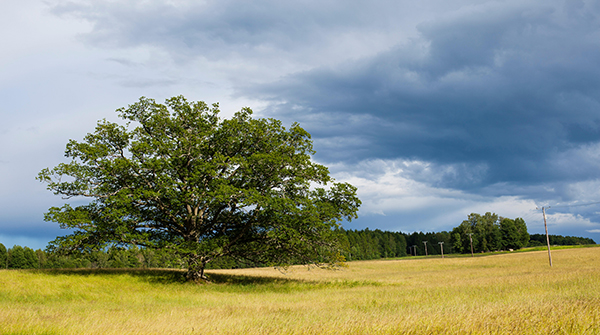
[541,206,553,267]
[412,245,418,256]
[468,233,474,257]
[423,241,428,256]
[438,241,444,259]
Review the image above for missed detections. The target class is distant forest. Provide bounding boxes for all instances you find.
[0,225,595,270]
[528,234,596,247]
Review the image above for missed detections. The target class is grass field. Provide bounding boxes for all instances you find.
[1,246,599,334]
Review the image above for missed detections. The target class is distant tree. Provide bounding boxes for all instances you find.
[452,232,464,253]
[23,247,39,269]
[109,248,131,268]
[35,249,48,268]
[451,215,477,254]
[500,218,519,250]
[514,218,529,249]
[0,243,8,269]
[527,239,545,247]
[127,246,142,268]
[407,232,425,256]
[500,218,529,250]
[380,231,396,258]
[452,213,503,253]
[0,243,7,269]
[90,250,110,268]
[344,230,360,260]
[46,254,75,268]
[476,212,501,252]
[38,96,360,281]
[8,246,27,269]
[395,233,407,257]
[140,249,160,268]
[430,231,453,254]
[337,229,402,260]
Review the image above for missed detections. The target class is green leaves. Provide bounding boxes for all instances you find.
[451,212,530,253]
[40,96,361,280]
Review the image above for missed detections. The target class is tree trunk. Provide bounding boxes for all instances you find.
[186,256,208,282]
[186,268,207,282]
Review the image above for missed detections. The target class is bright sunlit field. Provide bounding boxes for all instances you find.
[1,246,599,334]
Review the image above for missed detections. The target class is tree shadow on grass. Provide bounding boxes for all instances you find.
[206,272,305,286]
[33,268,188,284]
[32,268,307,287]
[32,268,379,291]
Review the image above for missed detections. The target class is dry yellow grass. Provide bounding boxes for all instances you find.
[1,247,599,334]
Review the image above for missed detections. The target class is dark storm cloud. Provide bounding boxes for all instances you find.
[246,0,600,192]
[46,0,600,197]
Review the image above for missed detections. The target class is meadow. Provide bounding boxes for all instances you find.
[1,246,599,334]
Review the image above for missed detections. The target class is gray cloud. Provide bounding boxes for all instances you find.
[49,0,402,61]
[244,0,600,194]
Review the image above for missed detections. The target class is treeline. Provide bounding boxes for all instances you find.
[339,213,541,260]
[0,242,269,270]
[404,231,454,256]
[0,243,186,270]
[338,229,407,260]
[529,234,596,246]
[1,220,596,269]
[337,229,454,260]
[0,232,417,269]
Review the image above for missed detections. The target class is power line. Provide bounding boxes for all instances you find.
[541,201,600,209]
[520,210,540,224]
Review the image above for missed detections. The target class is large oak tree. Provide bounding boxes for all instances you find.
[38,96,360,281]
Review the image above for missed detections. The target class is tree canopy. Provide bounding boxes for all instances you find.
[38,96,361,281]
[451,212,530,253]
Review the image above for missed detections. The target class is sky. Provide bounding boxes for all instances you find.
[2,0,600,249]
